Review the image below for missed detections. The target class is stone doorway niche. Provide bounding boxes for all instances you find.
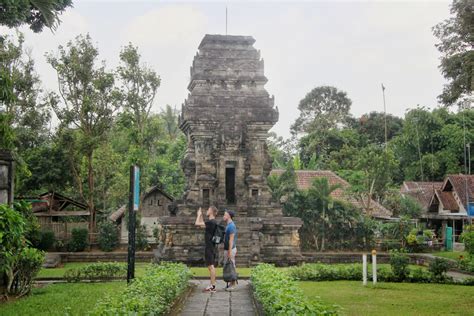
[202,188,210,207]
[225,161,236,204]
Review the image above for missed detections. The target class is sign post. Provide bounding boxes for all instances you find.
[362,254,367,286]
[127,165,140,283]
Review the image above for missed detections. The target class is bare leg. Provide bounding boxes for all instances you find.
[208,265,216,286]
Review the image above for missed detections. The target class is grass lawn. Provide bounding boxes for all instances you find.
[0,282,125,316]
[299,280,474,316]
[432,251,468,261]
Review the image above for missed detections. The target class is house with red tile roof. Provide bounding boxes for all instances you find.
[270,169,392,219]
[400,181,443,211]
[401,175,473,242]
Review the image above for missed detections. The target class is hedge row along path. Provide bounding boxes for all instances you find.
[179,280,257,316]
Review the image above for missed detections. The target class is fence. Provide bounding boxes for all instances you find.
[40,222,90,241]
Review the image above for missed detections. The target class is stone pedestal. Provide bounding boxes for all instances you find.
[155,34,303,266]
[156,215,302,266]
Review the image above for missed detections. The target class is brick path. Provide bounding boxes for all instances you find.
[179,280,257,316]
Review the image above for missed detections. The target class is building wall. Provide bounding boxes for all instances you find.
[141,191,171,218]
[119,191,172,243]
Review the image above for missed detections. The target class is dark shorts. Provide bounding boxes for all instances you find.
[205,246,217,266]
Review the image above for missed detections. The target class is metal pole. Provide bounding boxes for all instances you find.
[127,165,137,283]
[468,143,471,175]
[381,84,387,150]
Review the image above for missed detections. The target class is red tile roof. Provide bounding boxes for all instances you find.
[400,181,443,210]
[270,169,392,219]
[444,175,474,208]
[435,190,459,211]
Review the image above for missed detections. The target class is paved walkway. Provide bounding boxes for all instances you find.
[179,280,257,316]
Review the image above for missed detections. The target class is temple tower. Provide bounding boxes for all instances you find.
[156,35,302,266]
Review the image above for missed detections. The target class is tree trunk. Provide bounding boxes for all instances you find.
[87,151,95,240]
[321,204,326,251]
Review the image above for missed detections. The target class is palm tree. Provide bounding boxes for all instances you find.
[307,177,341,251]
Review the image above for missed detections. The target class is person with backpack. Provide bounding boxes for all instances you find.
[223,209,238,291]
[195,205,221,293]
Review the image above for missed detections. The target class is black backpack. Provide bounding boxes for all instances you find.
[212,224,225,245]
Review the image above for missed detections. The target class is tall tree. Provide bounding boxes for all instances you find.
[160,105,179,140]
[0,34,50,150]
[117,43,161,193]
[117,43,160,148]
[0,0,72,33]
[433,0,473,107]
[350,111,403,146]
[291,85,352,135]
[0,33,51,192]
[341,145,398,214]
[46,34,120,230]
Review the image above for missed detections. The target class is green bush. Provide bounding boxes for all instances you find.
[463,277,474,286]
[429,257,451,282]
[7,247,45,297]
[409,267,432,283]
[252,264,337,315]
[0,204,26,276]
[98,221,119,252]
[458,257,474,273]
[389,249,410,281]
[287,262,465,285]
[38,230,56,251]
[92,262,192,315]
[288,263,397,282]
[461,227,474,257]
[136,224,149,250]
[64,262,127,282]
[14,201,41,247]
[1,204,45,298]
[289,263,361,281]
[67,228,89,252]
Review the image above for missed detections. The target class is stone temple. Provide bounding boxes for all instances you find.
[156,34,302,266]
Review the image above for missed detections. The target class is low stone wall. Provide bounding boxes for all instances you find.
[51,251,155,263]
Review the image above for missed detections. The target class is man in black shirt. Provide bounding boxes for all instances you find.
[195,205,218,292]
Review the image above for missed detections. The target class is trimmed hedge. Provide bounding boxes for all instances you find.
[287,263,474,285]
[65,262,127,282]
[92,262,192,315]
[288,263,421,283]
[251,264,337,315]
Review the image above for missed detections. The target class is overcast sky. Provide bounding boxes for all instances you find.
[2,0,452,138]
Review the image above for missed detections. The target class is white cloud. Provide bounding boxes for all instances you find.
[121,5,208,112]
[123,5,207,49]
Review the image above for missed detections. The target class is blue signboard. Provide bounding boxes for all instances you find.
[133,166,140,211]
[468,202,474,217]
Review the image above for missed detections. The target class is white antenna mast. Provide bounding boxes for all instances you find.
[226,6,228,35]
